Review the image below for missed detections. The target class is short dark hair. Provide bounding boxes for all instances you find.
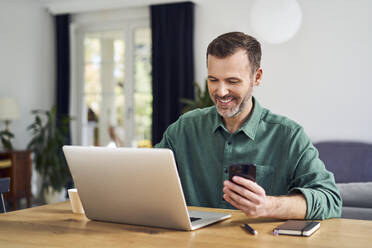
[207,32,261,75]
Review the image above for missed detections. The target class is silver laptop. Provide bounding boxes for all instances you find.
[63,146,231,231]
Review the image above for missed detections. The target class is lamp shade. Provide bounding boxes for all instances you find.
[0,97,20,120]
[249,0,302,44]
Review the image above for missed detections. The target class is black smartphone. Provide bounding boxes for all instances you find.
[228,164,256,182]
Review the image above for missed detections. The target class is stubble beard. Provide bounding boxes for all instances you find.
[214,83,254,119]
[215,93,251,118]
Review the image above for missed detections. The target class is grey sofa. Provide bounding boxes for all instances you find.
[315,141,372,220]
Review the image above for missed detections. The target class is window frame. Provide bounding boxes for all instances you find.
[70,17,150,147]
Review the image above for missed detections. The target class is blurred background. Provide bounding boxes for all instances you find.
[0,0,371,209]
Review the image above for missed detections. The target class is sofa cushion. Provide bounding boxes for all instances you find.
[341,207,372,220]
[337,182,372,208]
[315,142,372,183]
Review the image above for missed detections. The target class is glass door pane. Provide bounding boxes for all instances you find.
[82,31,125,147]
[134,27,152,147]
[80,26,152,148]
[83,33,101,146]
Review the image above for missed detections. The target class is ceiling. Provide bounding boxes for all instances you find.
[43,0,196,14]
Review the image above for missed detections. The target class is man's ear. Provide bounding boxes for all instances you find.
[254,68,263,86]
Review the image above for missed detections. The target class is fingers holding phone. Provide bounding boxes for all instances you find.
[224,164,270,217]
[228,164,264,194]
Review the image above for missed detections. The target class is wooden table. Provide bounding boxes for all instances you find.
[0,150,32,210]
[0,202,371,247]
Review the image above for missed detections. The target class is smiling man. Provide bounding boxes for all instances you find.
[156,32,342,220]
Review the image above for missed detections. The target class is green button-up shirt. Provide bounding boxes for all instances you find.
[155,98,342,219]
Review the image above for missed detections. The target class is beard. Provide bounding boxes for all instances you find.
[214,94,249,118]
[213,85,254,119]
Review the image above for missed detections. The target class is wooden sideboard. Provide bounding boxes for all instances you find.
[0,150,32,210]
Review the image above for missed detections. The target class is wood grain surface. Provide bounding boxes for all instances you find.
[0,201,371,247]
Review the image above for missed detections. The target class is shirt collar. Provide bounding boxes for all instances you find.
[212,107,225,133]
[212,97,263,140]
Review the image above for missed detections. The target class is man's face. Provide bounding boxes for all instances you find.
[207,49,260,119]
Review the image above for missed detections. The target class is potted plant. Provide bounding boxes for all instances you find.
[180,80,214,113]
[0,130,14,150]
[27,106,71,203]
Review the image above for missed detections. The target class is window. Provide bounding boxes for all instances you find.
[133,28,152,144]
[72,14,152,147]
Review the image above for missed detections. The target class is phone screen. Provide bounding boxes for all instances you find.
[228,164,256,182]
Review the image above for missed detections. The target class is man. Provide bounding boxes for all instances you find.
[156,32,342,220]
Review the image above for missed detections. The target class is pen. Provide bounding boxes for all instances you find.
[242,223,258,235]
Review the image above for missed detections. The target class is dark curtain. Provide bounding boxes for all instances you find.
[55,14,72,191]
[151,2,195,145]
[55,14,71,144]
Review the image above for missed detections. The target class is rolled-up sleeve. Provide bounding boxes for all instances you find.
[287,127,342,220]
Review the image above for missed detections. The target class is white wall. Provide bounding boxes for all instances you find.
[0,0,55,149]
[0,0,371,197]
[194,0,372,142]
[44,0,372,144]
[0,0,55,197]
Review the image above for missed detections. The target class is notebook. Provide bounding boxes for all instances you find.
[273,220,320,236]
[62,146,231,231]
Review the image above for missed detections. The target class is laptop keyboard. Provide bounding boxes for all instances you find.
[190,217,201,222]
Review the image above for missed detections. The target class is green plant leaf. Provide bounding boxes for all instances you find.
[180,80,214,114]
[1,137,13,150]
[27,105,72,193]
